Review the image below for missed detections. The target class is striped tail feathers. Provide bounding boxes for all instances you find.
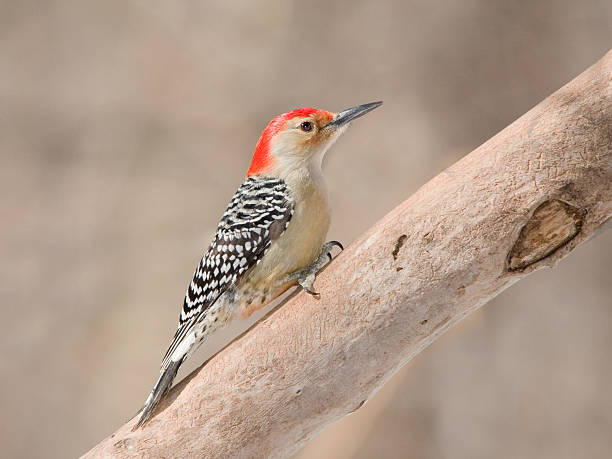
[132,318,199,429]
[132,358,183,430]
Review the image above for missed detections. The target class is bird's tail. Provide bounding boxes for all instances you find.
[132,358,183,430]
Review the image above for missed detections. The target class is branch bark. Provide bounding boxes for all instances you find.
[83,51,612,458]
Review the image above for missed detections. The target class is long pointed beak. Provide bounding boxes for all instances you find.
[324,101,383,129]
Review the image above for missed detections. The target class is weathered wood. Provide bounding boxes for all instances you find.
[83,50,611,459]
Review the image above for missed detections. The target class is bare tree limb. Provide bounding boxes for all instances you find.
[83,50,611,458]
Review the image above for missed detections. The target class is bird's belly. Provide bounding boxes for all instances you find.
[235,190,331,317]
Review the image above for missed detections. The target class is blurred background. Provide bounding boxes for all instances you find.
[1,1,610,458]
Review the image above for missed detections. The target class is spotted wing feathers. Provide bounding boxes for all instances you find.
[160,176,293,367]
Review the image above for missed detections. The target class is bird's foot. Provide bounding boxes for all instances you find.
[283,241,343,297]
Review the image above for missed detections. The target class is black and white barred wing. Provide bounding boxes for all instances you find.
[161,176,293,367]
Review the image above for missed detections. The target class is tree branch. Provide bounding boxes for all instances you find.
[83,50,612,458]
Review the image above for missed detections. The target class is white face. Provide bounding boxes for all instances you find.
[269,114,348,179]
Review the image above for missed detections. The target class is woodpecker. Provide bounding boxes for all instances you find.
[133,101,382,428]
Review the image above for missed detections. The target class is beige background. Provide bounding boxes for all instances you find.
[1,1,611,458]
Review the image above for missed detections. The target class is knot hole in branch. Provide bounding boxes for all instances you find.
[507,199,586,271]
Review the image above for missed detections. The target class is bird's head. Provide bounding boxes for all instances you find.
[246,101,382,178]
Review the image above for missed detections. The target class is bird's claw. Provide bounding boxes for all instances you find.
[321,240,343,265]
[298,273,319,297]
[303,286,320,297]
[286,240,344,298]
[328,240,344,252]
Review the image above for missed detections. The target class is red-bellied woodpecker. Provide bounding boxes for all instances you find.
[134,101,382,428]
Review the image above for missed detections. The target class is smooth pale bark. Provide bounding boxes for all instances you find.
[83,50,612,459]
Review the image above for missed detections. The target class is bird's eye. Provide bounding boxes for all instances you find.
[299,121,313,132]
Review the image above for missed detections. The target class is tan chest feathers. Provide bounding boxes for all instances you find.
[241,186,330,293]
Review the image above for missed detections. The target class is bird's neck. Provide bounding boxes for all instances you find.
[281,159,327,201]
